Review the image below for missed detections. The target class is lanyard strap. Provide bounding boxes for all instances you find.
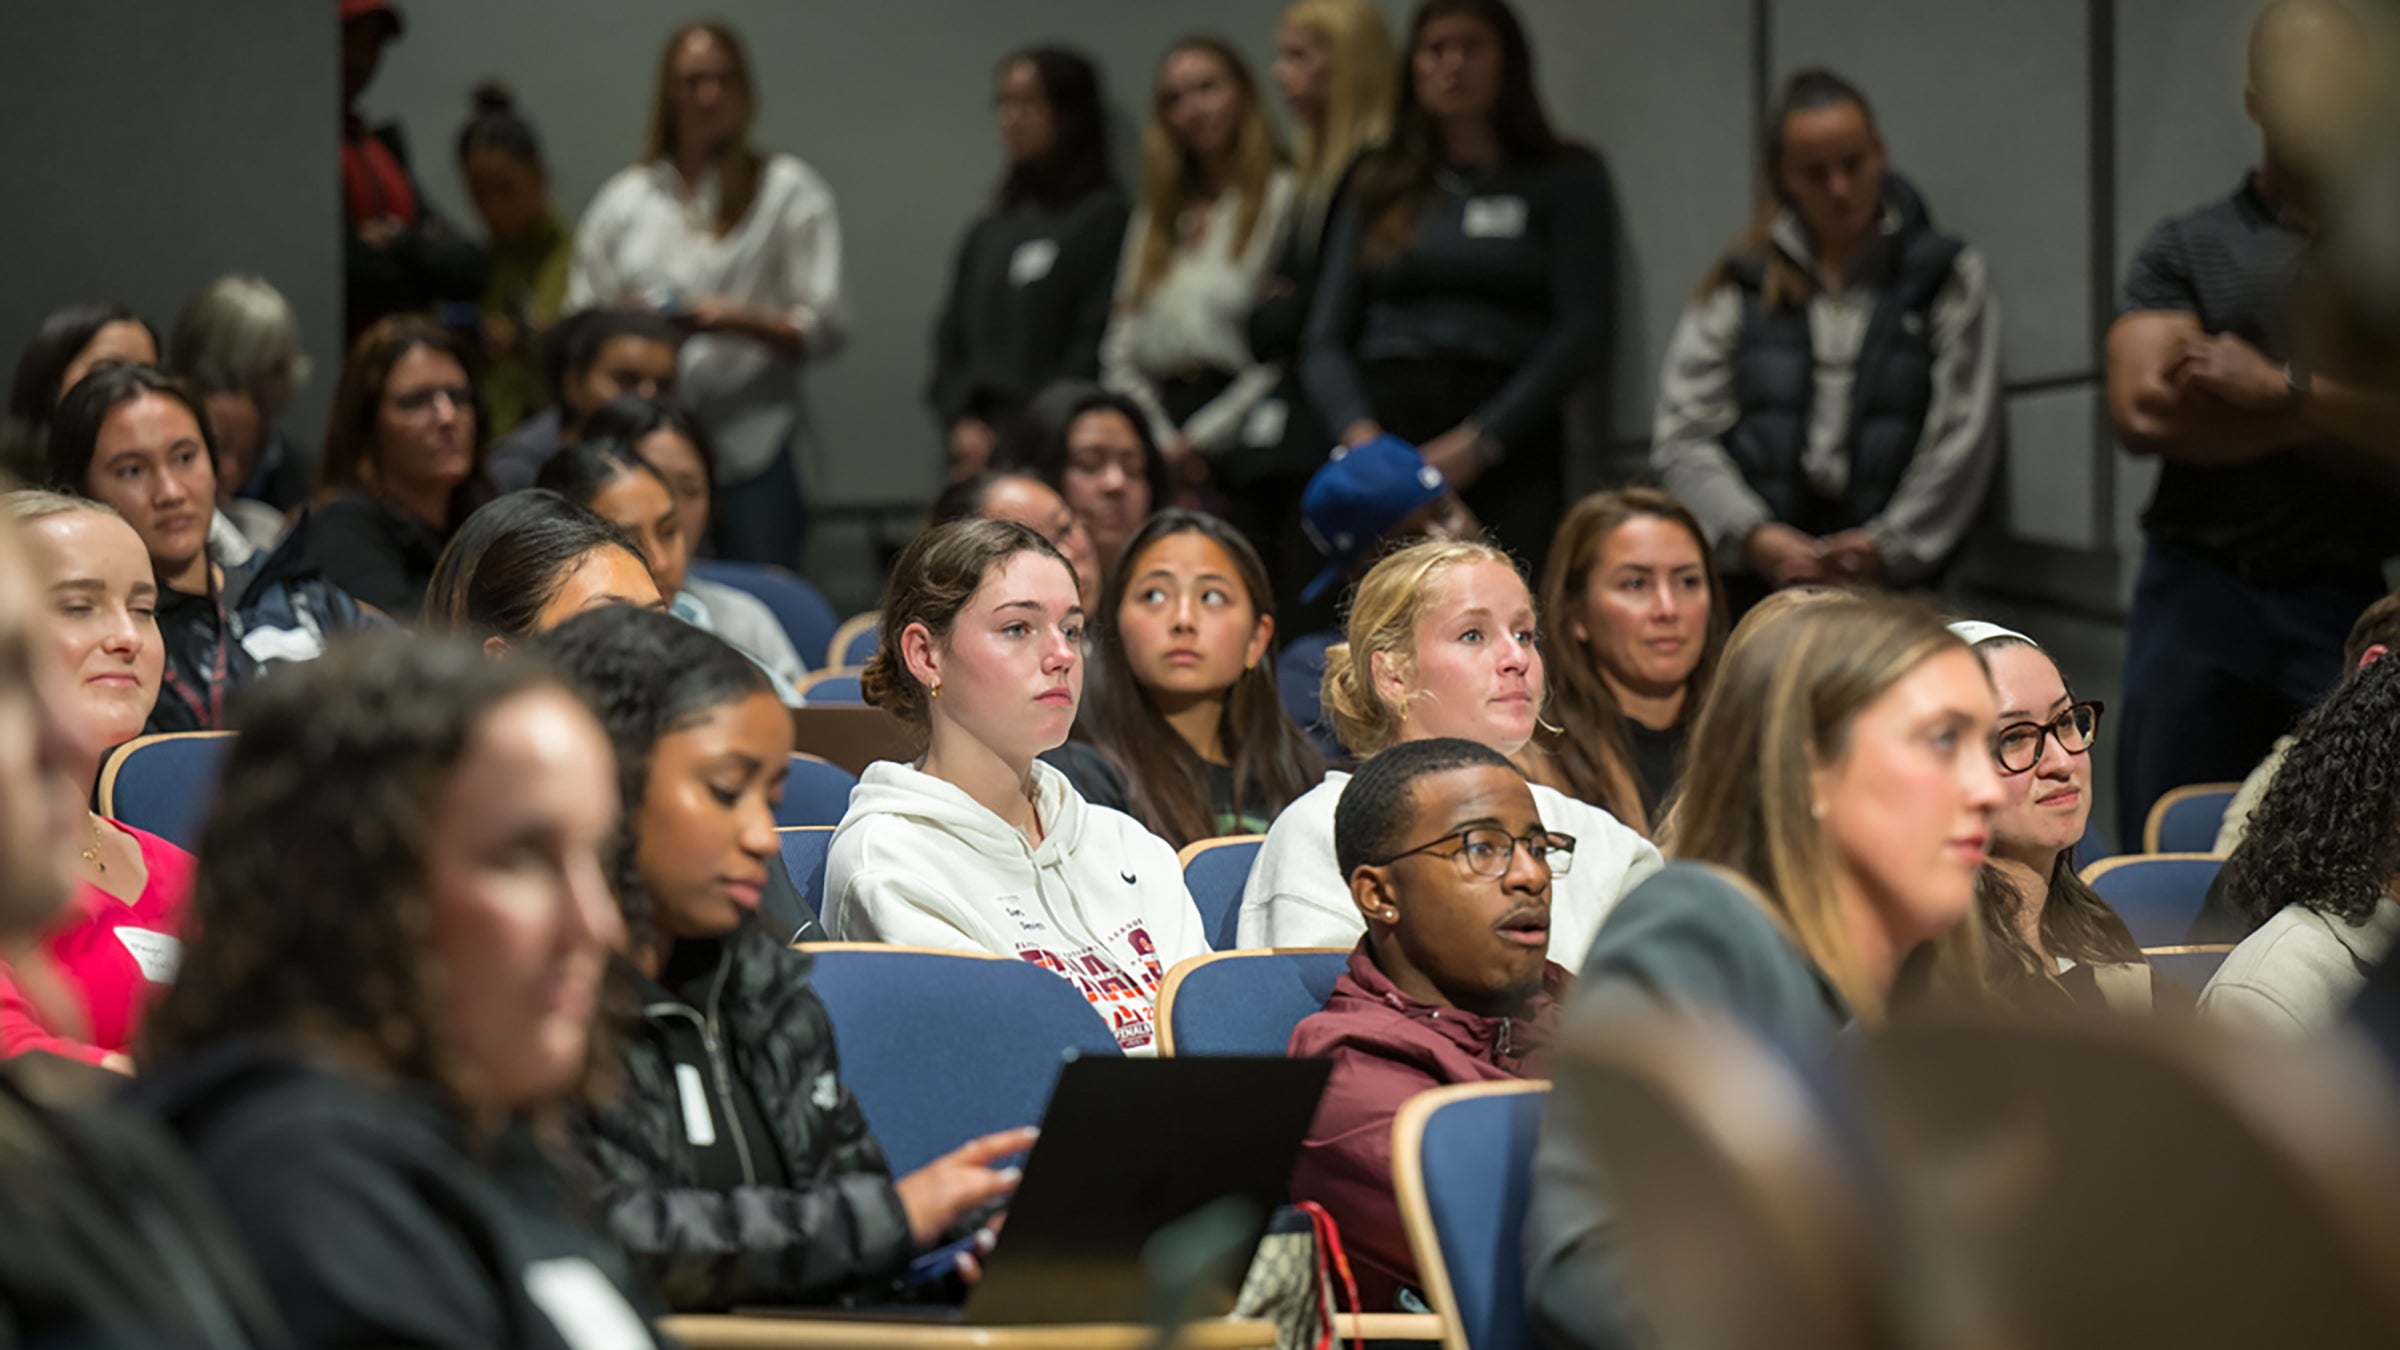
[161,590,232,728]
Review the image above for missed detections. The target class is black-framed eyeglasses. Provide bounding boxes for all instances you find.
[1376,826,1576,879]
[1991,700,2104,774]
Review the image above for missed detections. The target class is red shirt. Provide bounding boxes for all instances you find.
[0,822,193,1065]
[341,115,419,227]
[1286,943,1565,1308]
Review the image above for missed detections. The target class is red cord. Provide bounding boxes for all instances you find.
[1294,1201,1364,1350]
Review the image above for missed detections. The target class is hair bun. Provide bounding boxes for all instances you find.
[471,80,516,116]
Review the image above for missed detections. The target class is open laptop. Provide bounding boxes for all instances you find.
[748,1054,1331,1326]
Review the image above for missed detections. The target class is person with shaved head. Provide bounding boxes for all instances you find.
[2104,0,2400,850]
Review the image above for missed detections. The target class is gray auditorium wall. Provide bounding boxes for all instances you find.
[357,0,2269,608]
[356,0,1338,524]
[1,2,2266,613]
[0,2,343,462]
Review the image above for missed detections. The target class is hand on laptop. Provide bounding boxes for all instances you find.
[897,1126,1039,1250]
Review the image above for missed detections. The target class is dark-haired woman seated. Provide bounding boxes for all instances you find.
[540,605,1032,1309]
[1056,509,1324,848]
[927,469,1103,616]
[48,363,366,733]
[2,302,157,480]
[1518,489,1727,834]
[1952,621,2158,1010]
[2203,652,2400,1033]
[993,379,1171,583]
[133,635,670,1347]
[302,317,497,620]
[424,489,662,652]
[580,396,811,686]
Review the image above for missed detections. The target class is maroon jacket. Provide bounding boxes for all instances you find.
[1285,943,1567,1308]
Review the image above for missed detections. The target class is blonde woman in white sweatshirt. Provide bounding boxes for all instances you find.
[824,518,1212,1054]
[1237,538,1665,969]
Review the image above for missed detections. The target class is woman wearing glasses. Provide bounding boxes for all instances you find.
[1526,595,2002,1350]
[1952,621,2157,1010]
[303,316,495,620]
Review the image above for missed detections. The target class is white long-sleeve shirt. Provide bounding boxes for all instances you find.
[1235,771,1664,972]
[1651,206,2000,585]
[568,154,847,483]
[1100,169,1297,457]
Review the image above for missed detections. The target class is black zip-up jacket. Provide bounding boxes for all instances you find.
[132,1038,666,1349]
[0,1057,283,1348]
[574,925,914,1311]
[151,513,371,734]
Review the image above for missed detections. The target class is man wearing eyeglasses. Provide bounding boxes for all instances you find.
[1286,737,1572,1310]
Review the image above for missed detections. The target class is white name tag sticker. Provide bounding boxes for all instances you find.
[113,928,182,985]
[523,1257,653,1350]
[239,624,327,666]
[1009,237,1060,286]
[1242,398,1289,449]
[1463,195,1529,239]
[674,1062,717,1147]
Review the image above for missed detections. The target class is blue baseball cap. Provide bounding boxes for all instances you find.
[1300,435,1449,604]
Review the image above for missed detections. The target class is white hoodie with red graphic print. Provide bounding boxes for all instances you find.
[823,759,1212,1055]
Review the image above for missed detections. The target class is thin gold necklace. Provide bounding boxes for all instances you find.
[81,817,106,875]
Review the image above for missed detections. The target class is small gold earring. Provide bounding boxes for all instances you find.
[929,681,942,699]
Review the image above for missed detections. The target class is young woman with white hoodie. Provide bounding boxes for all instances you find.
[823,518,1212,1055]
[1236,538,1664,969]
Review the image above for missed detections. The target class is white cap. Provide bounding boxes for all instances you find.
[1947,619,2036,648]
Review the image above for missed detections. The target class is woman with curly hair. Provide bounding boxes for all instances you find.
[536,605,1031,1309]
[130,634,669,1346]
[2202,652,2400,1033]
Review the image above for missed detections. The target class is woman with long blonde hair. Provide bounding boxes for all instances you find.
[1243,0,1400,620]
[1518,488,1728,833]
[1237,536,1661,966]
[567,19,846,571]
[1098,37,1297,491]
[1276,0,1397,238]
[1524,594,2002,1349]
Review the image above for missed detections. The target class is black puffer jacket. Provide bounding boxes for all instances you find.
[576,924,914,1311]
